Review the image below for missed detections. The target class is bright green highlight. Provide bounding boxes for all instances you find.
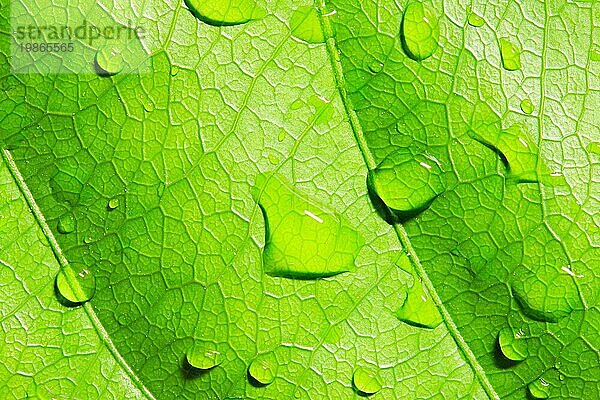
[248,352,278,385]
[252,173,363,279]
[395,255,442,329]
[511,264,579,322]
[591,47,600,61]
[290,6,325,44]
[470,123,540,183]
[401,2,440,61]
[352,366,383,395]
[55,264,96,304]
[368,150,444,219]
[468,12,484,27]
[186,343,221,370]
[95,46,125,76]
[499,38,522,71]
[497,327,527,361]
[57,213,75,234]
[520,98,534,114]
[587,142,600,155]
[184,0,266,26]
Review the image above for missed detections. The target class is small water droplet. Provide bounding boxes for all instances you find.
[368,61,384,74]
[248,352,278,385]
[528,378,550,399]
[352,366,382,395]
[107,198,120,210]
[184,0,265,26]
[278,131,286,141]
[590,47,600,61]
[468,12,484,27]
[83,235,94,244]
[497,327,528,361]
[252,173,364,279]
[587,142,600,155]
[55,264,96,304]
[290,6,326,44]
[368,150,445,220]
[95,46,125,76]
[401,2,440,61]
[395,255,442,328]
[470,123,540,183]
[186,343,221,370]
[499,38,522,71]
[143,100,155,112]
[268,154,279,165]
[170,65,180,76]
[307,95,334,125]
[57,213,75,234]
[520,98,534,114]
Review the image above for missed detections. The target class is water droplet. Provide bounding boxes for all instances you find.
[268,154,279,165]
[401,2,440,61]
[277,131,286,142]
[55,264,96,304]
[252,173,364,279]
[511,264,578,322]
[143,100,155,112]
[352,366,382,395]
[248,352,277,385]
[184,0,265,26]
[57,213,75,234]
[470,123,539,183]
[107,198,119,210]
[186,343,221,370]
[290,99,304,110]
[307,95,334,125]
[95,46,125,76]
[497,327,527,361]
[591,47,600,61]
[520,98,534,114]
[368,150,445,220]
[468,12,484,27]
[368,61,384,74]
[587,142,600,155]
[528,378,550,399]
[395,254,442,328]
[290,6,325,44]
[170,65,180,76]
[36,228,50,247]
[499,38,521,71]
[83,235,94,244]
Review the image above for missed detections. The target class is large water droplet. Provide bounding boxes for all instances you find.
[57,213,75,234]
[248,352,277,385]
[395,254,442,329]
[368,150,444,220]
[352,366,382,395]
[470,123,539,183]
[186,343,221,370]
[55,264,96,304]
[95,46,125,76]
[401,2,440,61]
[520,98,534,114]
[528,378,551,399]
[499,38,522,71]
[252,174,364,279]
[511,264,578,322]
[184,0,265,26]
[290,6,326,44]
[497,327,528,361]
[467,12,484,27]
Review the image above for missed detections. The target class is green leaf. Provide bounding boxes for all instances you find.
[0,0,598,398]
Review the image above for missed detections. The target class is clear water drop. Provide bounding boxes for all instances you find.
[587,142,600,155]
[95,46,125,76]
[395,254,442,329]
[55,264,96,304]
[520,98,534,114]
[401,2,440,61]
[186,342,221,370]
[500,38,522,71]
[57,213,75,234]
[368,150,445,220]
[528,378,550,399]
[591,47,600,61]
[252,173,364,279]
[184,0,265,26]
[248,352,278,385]
[268,154,279,165]
[497,327,528,361]
[470,123,540,183]
[468,12,484,27]
[352,366,383,395]
[290,6,326,44]
[277,131,286,142]
[307,95,334,125]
